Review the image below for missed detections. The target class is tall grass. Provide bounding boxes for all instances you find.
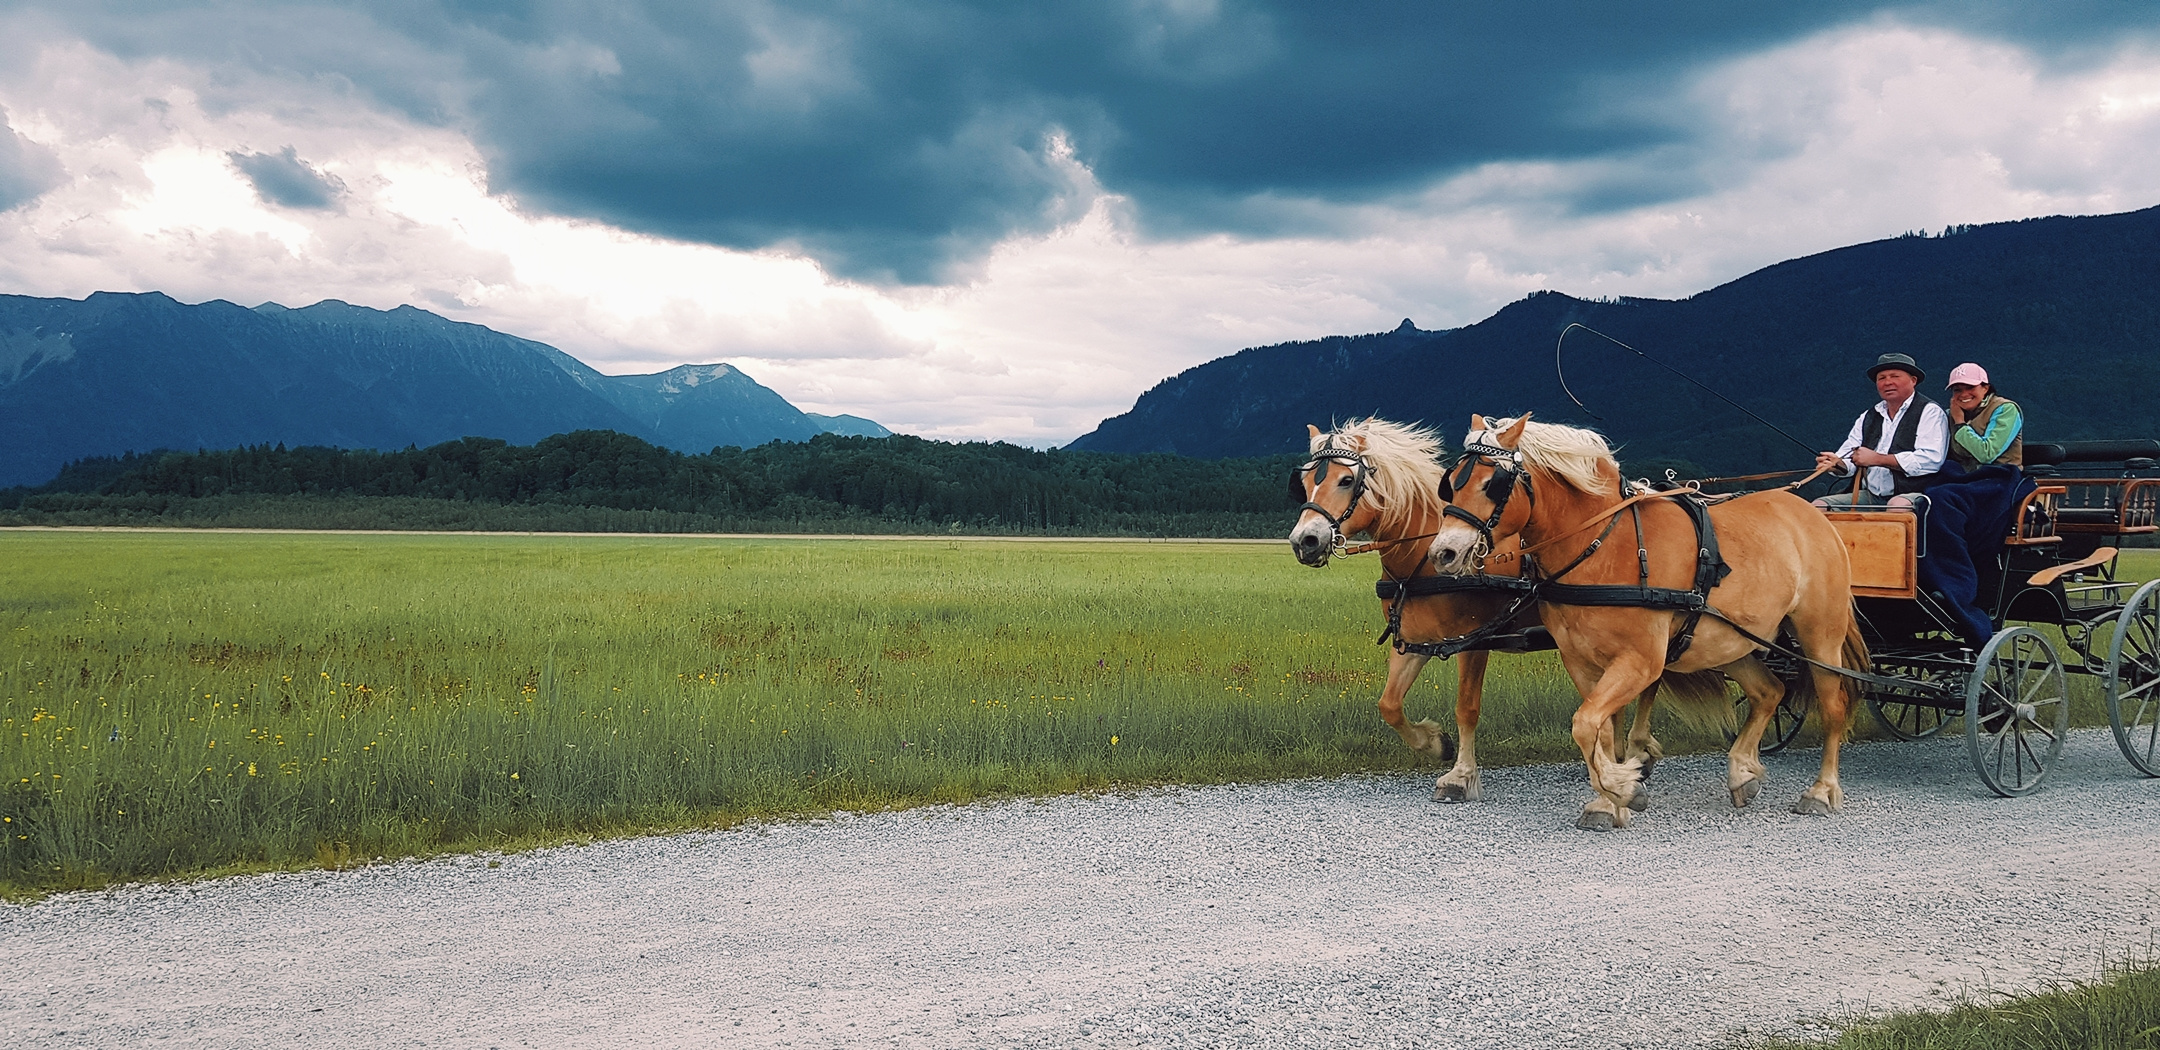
[3,531,1611,895]
[1740,956,2160,1050]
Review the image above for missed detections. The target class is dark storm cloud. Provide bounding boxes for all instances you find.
[0,108,63,213]
[30,1,2160,280]
[228,147,343,210]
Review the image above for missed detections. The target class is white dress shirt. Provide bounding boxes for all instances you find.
[1833,398,1949,496]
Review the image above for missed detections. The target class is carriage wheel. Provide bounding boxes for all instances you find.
[2104,579,2160,777]
[1866,664,1958,740]
[1964,627,2069,797]
[1868,689,1956,740]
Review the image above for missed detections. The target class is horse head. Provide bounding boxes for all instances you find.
[1430,413,1536,574]
[1288,424,1380,566]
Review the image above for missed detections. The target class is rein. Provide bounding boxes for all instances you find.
[1483,462,1835,571]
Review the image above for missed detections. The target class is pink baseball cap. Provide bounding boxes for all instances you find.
[1945,362,1989,388]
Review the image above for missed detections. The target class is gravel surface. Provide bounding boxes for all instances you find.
[5,729,2156,1049]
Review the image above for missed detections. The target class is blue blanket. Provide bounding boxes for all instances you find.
[1913,465,2035,642]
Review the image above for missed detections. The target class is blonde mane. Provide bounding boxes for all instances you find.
[1476,416,1621,495]
[1313,418,1451,534]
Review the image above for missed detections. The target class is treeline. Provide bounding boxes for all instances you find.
[0,431,1304,537]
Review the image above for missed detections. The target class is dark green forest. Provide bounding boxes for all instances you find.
[0,430,1304,536]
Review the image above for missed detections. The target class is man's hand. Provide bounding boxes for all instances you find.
[1815,451,1845,473]
[1851,447,1897,468]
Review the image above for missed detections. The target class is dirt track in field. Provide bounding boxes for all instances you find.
[4,728,2156,1049]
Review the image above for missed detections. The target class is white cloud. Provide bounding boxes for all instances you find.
[0,23,2157,446]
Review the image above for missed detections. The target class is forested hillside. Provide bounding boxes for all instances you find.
[1071,206,2160,475]
[1,431,1300,537]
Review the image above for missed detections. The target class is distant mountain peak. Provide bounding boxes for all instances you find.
[0,294,890,485]
[646,362,742,392]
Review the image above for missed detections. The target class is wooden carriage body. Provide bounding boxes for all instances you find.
[1792,440,2160,793]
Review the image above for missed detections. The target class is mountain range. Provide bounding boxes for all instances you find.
[1070,205,2160,476]
[0,293,886,487]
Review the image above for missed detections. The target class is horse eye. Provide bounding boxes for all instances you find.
[1337,474,1353,487]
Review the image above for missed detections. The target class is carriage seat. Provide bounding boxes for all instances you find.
[2020,440,2160,536]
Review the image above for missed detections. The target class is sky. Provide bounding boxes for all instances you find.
[2,3,2158,445]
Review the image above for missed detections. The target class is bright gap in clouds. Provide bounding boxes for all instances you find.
[0,23,2158,446]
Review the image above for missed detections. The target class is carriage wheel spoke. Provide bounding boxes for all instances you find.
[2019,667,2052,704]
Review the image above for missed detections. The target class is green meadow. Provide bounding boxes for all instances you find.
[3,531,2150,898]
[0,530,1595,896]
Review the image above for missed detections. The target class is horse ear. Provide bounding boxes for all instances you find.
[1495,414,1530,448]
[1307,424,1321,440]
[1470,413,1487,430]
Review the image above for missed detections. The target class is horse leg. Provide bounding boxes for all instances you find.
[1624,682,1665,785]
[1377,648,1454,759]
[1433,651,1486,803]
[1554,651,1626,827]
[1567,655,1661,831]
[1719,658,1783,808]
[1793,621,1859,815]
[1594,704,1649,812]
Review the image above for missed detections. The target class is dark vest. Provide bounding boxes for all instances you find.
[1858,395,1938,494]
[1948,395,2023,470]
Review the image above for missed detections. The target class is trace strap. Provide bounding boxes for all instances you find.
[1373,573,1545,659]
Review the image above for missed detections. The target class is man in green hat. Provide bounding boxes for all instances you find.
[1812,353,1948,508]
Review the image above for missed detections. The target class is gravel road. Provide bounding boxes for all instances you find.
[5,728,2156,1049]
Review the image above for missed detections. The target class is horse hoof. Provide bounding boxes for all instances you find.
[1433,782,1469,804]
[1576,811,1617,832]
[1792,796,1831,817]
[1730,779,1761,808]
[1625,786,1650,812]
[1637,755,1659,782]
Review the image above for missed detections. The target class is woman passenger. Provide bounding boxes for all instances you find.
[1944,363,2022,471]
[1916,362,2031,643]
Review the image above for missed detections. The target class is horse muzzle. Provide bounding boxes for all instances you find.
[1289,519,1336,567]
[1427,522,1484,575]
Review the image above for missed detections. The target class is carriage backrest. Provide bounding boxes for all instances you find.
[2021,438,2160,536]
[2022,439,2160,477]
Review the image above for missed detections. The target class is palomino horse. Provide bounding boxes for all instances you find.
[1287,418,1678,805]
[1427,414,1868,828]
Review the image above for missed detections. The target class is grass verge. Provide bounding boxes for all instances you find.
[1739,956,2160,1049]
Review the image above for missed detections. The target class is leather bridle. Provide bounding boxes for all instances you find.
[1290,446,1370,551]
[1437,436,1533,554]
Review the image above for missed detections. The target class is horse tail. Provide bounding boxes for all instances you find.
[1843,608,1872,679]
[1836,608,1872,714]
[1652,669,1736,733]
[1782,608,1872,725]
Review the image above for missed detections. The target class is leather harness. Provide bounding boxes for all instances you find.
[1392,439,1733,664]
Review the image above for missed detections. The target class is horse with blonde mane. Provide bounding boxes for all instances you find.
[1427,414,1869,828]
[1287,418,1678,806]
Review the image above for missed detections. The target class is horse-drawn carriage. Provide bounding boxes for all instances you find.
[1784,439,2160,795]
[1289,417,2160,830]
